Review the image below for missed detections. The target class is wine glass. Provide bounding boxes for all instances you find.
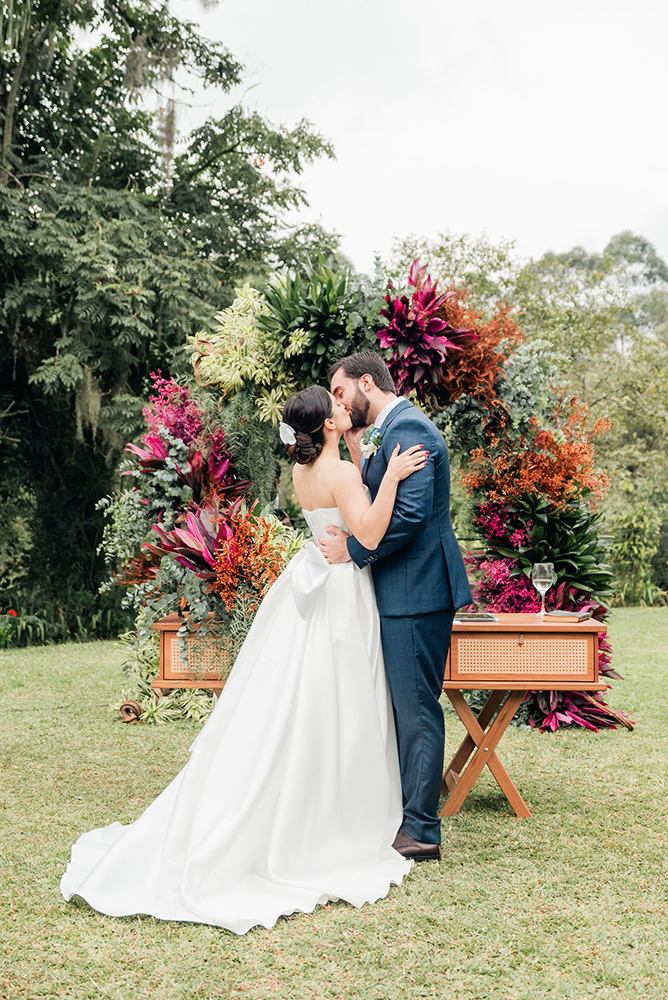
[531,562,555,621]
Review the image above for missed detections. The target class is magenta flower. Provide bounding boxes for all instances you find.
[509,528,529,549]
[376,258,475,402]
[475,502,510,542]
[143,374,203,445]
[145,495,243,580]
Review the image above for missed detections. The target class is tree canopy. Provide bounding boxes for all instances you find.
[0,0,336,615]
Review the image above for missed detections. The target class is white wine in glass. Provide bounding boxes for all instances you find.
[531,562,555,621]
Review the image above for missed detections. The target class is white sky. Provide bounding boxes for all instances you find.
[170,0,668,272]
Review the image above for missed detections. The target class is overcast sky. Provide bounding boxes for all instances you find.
[171,0,668,272]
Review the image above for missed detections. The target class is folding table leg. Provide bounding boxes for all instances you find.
[441,689,506,793]
[440,689,531,818]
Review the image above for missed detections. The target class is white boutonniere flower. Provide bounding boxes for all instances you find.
[360,427,383,461]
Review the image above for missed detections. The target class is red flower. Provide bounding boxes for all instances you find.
[7,609,17,616]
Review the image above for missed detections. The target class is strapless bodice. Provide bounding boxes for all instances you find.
[302,506,349,541]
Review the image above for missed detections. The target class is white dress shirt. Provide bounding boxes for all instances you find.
[373,396,404,431]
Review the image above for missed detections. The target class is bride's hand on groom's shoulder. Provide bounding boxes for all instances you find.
[319,526,352,564]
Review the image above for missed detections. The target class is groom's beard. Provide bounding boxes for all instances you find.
[350,388,370,428]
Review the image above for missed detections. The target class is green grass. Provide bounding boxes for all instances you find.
[1,608,667,1000]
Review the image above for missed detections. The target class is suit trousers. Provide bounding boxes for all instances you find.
[380,609,455,845]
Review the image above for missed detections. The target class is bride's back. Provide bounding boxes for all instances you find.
[292,452,341,511]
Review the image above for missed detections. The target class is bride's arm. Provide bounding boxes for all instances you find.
[330,445,427,550]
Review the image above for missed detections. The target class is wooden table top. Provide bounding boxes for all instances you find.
[452,612,606,633]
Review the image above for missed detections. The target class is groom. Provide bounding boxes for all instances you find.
[320,352,472,862]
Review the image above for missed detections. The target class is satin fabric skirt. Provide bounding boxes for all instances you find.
[60,548,411,934]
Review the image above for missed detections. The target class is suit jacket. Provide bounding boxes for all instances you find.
[346,399,472,617]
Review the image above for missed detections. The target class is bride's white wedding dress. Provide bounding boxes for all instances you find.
[61,507,411,934]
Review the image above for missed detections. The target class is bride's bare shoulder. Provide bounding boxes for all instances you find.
[329,460,363,492]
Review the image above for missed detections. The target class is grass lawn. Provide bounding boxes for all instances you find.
[1,607,667,1000]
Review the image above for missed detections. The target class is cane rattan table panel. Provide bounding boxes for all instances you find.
[152,612,229,692]
[454,634,590,677]
[163,631,224,681]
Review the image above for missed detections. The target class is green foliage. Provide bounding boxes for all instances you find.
[0,180,222,601]
[0,586,133,647]
[489,495,614,601]
[0,487,34,590]
[257,255,380,386]
[609,500,667,606]
[117,627,160,703]
[0,611,67,648]
[439,340,567,456]
[167,112,336,295]
[191,283,298,425]
[115,627,217,725]
[1,0,243,189]
[0,3,336,631]
[96,489,153,572]
[496,341,568,441]
[124,556,209,628]
[218,386,281,508]
[192,261,384,427]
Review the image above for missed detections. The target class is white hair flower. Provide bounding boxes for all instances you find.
[279,421,297,445]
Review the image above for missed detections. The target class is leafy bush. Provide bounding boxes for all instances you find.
[257,257,379,387]
[610,501,667,606]
[0,588,133,648]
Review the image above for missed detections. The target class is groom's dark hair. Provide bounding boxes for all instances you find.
[328,352,396,393]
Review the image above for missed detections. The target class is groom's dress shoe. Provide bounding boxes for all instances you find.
[392,830,441,862]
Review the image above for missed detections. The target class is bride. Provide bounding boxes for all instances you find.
[61,385,427,935]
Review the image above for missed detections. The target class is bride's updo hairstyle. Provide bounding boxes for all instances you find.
[281,386,332,465]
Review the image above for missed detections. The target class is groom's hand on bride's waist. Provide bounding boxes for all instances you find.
[319,526,352,564]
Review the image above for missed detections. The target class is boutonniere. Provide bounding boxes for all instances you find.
[360,427,383,460]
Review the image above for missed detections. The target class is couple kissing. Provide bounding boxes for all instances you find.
[61,351,472,935]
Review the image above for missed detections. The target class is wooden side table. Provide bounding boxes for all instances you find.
[440,613,608,818]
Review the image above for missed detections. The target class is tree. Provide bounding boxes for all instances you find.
[0,0,335,621]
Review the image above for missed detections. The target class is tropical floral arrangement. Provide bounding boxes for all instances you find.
[99,255,630,734]
[441,325,630,730]
[98,373,250,585]
[99,373,305,724]
[377,259,476,403]
[114,502,304,726]
[190,261,382,423]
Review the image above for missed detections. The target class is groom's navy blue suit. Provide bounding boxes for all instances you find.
[347,399,472,844]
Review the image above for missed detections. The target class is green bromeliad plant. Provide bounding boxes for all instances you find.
[480,494,614,602]
[257,256,380,389]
